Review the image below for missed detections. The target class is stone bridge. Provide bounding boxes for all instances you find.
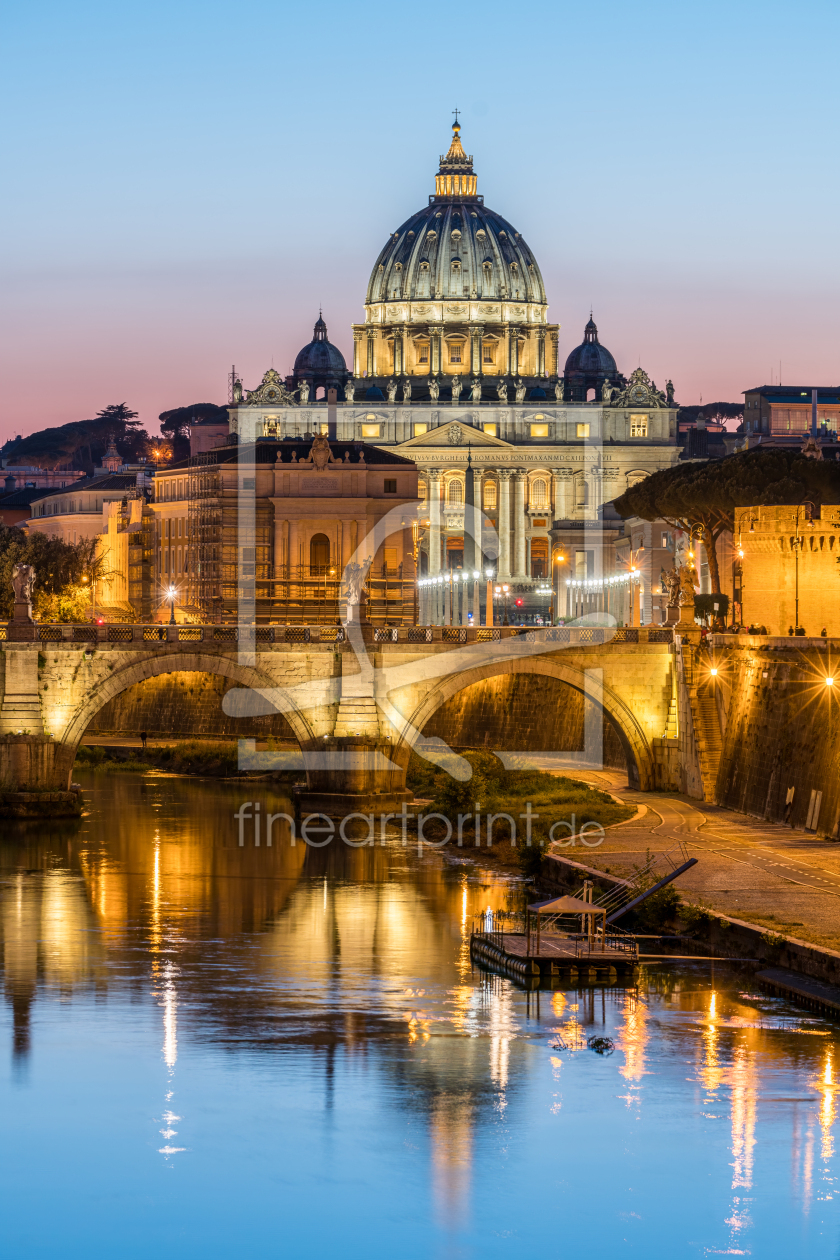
[0,622,679,812]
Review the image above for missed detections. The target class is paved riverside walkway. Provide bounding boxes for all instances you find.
[524,757,840,954]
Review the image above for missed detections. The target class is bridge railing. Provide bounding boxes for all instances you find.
[0,623,675,648]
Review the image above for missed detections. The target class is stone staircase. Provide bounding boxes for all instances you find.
[663,696,678,740]
[689,683,722,800]
[332,696,381,739]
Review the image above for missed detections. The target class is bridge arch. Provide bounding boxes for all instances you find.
[60,652,316,756]
[390,656,654,788]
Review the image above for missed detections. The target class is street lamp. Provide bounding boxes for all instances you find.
[167,584,178,625]
[494,583,510,626]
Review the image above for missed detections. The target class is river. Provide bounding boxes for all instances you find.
[2,769,839,1258]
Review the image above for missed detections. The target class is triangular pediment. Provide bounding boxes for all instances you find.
[397,420,514,450]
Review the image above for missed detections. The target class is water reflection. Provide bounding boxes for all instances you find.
[1,771,840,1257]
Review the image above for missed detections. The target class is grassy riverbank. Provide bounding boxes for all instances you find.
[406,749,633,875]
[76,740,246,777]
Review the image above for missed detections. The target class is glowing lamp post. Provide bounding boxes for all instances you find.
[167,584,178,625]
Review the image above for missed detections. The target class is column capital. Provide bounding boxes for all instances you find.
[353,330,363,342]
[497,468,514,481]
[513,466,528,480]
[427,466,444,480]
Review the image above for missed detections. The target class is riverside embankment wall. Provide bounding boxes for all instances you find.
[714,641,840,833]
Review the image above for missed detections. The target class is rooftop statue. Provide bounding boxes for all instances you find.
[497,379,508,402]
[386,379,398,403]
[451,374,462,403]
[428,377,440,402]
[470,378,482,402]
[344,378,355,404]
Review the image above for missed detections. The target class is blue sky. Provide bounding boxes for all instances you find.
[1,0,838,437]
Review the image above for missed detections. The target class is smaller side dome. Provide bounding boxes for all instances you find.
[291,314,349,394]
[563,316,622,402]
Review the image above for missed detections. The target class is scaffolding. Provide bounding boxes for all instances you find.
[186,451,223,621]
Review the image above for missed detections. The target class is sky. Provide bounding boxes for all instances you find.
[1,0,839,443]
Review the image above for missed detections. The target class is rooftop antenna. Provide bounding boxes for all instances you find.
[227,364,237,404]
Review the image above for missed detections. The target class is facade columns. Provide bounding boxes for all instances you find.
[429,323,443,376]
[274,515,288,578]
[428,468,443,576]
[288,520,300,577]
[514,469,527,577]
[509,331,519,376]
[353,331,363,377]
[366,330,376,376]
[497,470,512,578]
[548,329,559,378]
[537,328,546,377]
[340,519,353,571]
[551,467,570,520]
[469,324,484,377]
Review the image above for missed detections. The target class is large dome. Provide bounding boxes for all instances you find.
[364,122,547,314]
[292,315,348,382]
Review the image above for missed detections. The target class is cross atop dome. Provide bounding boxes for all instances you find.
[436,117,477,198]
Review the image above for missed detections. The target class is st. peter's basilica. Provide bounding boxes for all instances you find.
[217,120,681,622]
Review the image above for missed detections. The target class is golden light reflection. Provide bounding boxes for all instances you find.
[817,1051,836,1166]
[702,991,724,1095]
[619,993,649,1092]
[729,1043,757,1191]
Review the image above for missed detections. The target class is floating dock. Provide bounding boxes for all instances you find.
[470,930,639,985]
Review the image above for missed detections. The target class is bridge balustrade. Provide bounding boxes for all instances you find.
[6,623,675,649]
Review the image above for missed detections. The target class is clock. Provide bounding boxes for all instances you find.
[629,385,648,404]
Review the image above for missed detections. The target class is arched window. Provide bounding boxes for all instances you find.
[309,533,330,575]
[483,481,497,510]
[531,478,547,508]
[448,479,464,505]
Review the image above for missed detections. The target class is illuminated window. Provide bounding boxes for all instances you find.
[319,423,329,435]
[419,481,427,500]
[531,478,547,507]
[383,546,398,568]
[483,343,495,364]
[414,423,428,436]
[576,423,590,438]
[417,342,429,363]
[365,413,377,420]
[530,423,549,438]
[448,343,463,364]
[483,423,497,437]
[484,481,497,510]
[448,479,464,505]
[630,414,648,437]
[362,424,381,438]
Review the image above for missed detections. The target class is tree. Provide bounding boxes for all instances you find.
[2,403,147,474]
[159,403,227,463]
[613,448,840,592]
[0,527,104,620]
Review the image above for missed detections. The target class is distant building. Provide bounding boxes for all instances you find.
[741,386,840,448]
[25,447,156,620]
[151,436,419,625]
[0,464,86,490]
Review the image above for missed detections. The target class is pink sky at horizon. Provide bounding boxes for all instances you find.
[2,0,838,446]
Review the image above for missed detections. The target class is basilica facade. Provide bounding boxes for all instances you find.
[222,120,680,621]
